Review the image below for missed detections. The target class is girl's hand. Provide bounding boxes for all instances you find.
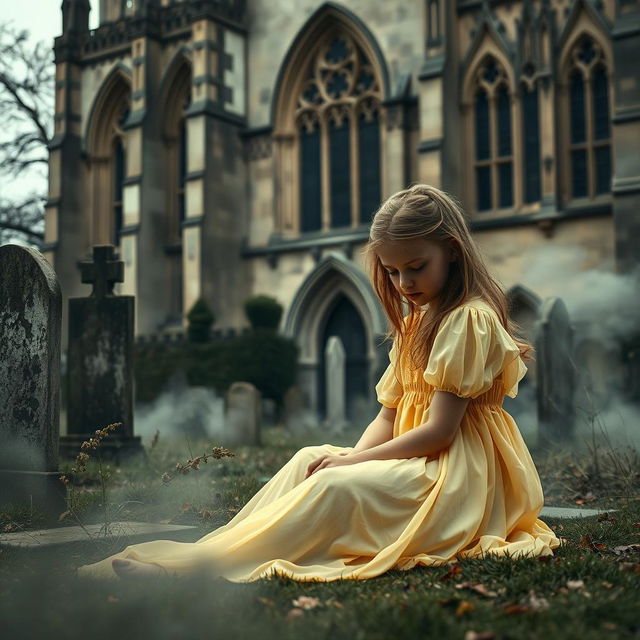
[304,451,357,479]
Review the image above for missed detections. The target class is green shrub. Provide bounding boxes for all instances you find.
[186,297,215,343]
[244,295,282,330]
[134,343,185,403]
[134,329,298,410]
[228,328,298,409]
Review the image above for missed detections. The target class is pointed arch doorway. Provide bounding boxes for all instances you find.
[318,294,368,421]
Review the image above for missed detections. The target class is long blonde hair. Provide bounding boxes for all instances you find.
[362,183,534,374]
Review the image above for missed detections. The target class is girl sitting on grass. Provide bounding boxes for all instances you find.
[77,183,561,582]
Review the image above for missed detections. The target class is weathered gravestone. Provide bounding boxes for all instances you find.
[283,386,305,431]
[535,297,576,449]
[323,335,349,432]
[225,381,261,446]
[0,244,66,517]
[59,245,143,461]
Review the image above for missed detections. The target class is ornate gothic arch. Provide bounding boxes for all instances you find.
[557,11,614,205]
[84,64,131,247]
[272,3,390,236]
[284,252,387,362]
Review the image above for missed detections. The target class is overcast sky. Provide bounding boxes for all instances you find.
[1,2,99,204]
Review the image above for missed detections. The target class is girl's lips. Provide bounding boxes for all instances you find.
[406,292,422,299]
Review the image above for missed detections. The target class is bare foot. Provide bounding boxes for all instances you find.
[112,558,169,579]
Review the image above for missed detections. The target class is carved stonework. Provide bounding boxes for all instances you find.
[245,135,273,162]
[295,31,382,134]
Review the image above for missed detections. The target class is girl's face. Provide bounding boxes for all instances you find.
[376,237,457,309]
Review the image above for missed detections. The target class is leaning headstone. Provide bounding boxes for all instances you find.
[535,297,576,449]
[60,245,143,461]
[323,336,349,432]
[0,244,66,517]
[225,381,261,446]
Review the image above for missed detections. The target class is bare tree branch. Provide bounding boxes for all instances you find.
[0,22,53,247]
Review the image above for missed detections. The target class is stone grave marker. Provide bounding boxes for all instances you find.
[283,386,305,431]
[0,244,66,517]
[535,297,576,449]
[324,335,349,432]
[60,245,143,461]
[225,381,261,446]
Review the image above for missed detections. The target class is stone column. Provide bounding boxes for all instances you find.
[44,0,91,349]
[185,11,248,329]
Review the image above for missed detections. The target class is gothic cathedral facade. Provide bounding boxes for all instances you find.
[46,0,640,420]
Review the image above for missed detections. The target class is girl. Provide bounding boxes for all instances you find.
[77,184,562,582]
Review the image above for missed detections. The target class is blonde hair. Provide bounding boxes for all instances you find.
[362,183,534,374]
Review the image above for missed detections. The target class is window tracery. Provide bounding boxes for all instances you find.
[472,57,514,212]
[296,32,382,231]
[566,35,611,200]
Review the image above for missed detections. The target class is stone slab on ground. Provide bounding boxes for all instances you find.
[0,521,200,550]
[540,505,615,519]
[0,507,617,551]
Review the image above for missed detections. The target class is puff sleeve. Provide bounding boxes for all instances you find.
[375,340,404,408]
[422,305,527,399]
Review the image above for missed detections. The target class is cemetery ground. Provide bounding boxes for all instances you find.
[1,425,639,640]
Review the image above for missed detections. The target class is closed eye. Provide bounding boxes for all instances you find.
[386,264,425,276]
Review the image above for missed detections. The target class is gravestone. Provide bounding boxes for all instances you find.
[535,297,576,449]
[323,335,349,432]
[60,245,143,461]
[283,386,305,430]
[0,244,66,517]
[225,381,261,446]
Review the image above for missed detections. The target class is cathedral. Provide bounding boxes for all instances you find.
[45,0,640,421]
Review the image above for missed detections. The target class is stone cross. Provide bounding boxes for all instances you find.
[324,335,349,432]
[535,297,576,449]
[0,244,66,518]
[80,245,123,298]
[60,244,143,461]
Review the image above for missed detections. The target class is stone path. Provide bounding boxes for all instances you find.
[540,505,614,519]
[0,505,615,551]
[0,521,199,550]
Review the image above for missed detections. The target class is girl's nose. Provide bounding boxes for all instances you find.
[400,274,413,289]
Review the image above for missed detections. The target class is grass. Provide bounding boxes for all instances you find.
[1,425,639,640]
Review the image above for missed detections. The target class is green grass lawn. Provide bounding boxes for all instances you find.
[1,426,639,639]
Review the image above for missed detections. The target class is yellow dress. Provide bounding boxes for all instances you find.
[77,297,561,582]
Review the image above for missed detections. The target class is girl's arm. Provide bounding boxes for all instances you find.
[349,391,470,462]
[351,406,396,453]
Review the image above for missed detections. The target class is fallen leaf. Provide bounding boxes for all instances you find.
[455,582,498,598]
[455,600,475,616]
[286,608,304,621]
[439,564,462,581]
[567,580,585,590]
[292,596,320,610]
[464,632,496,640]
[597,513,617,524]
[613,544,640,555]
[503,603,529,614]
[526,590,550,611]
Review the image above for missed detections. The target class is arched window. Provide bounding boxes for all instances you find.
[296,32,382,230]
[522,82,541,204]
[566,36,612,199]
[160,58,191,325]
[111,106,128,246]
[472,57,514,212]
